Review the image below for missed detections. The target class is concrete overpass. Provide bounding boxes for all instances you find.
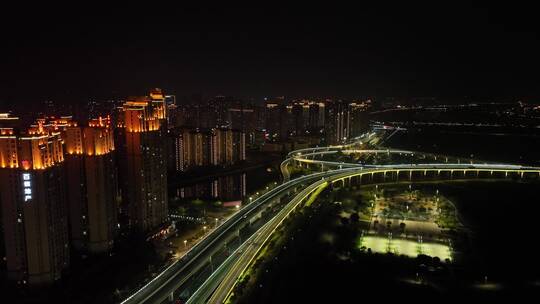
[186,162,540,303]
[119,168,362,304]
[122,130,540,303]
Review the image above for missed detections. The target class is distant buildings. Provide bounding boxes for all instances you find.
[174,128,213,171]
[173,127,246,172]
[167,96,371,151]
[324,100,350,145]
[264,97,288,141]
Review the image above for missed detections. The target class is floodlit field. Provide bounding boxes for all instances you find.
[360,235,451,260]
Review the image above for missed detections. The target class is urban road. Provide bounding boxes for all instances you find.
[187,162,540,303]
[122,144,540,304]
[120,167,361,304]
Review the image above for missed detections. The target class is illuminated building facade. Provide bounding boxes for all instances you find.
[0,114,70,284]
[325,100,351,145]
[264,98,288,141]
[174,128,212,171]
[173,127,245,172]
[212,128,234,165]
[64,117,118,253]
[349,100,371,137]
[120,90,168,232]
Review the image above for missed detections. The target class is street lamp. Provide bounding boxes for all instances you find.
[215,218,218,228]
[183,240,187,248]
[203,226,207,233]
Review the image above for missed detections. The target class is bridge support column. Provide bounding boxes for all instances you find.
[169,292,174,302]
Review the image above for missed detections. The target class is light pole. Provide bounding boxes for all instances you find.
[215,218,218,228]
[183,239,187,249]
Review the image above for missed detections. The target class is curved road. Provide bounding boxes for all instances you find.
[122,133,540,304]
[187,162,540,303]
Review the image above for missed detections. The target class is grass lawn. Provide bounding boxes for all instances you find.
[359,235,451,261]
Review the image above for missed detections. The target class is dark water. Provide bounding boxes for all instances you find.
[386,128,540,166]
[169,164,281,202]
[436,181,540,282]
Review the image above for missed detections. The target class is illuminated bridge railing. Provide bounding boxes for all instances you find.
[328,166,540,186]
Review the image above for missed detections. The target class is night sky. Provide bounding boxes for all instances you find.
[1,5,539,105]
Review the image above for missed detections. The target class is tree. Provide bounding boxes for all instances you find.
[399,222,406,231]
[350,212,360,223]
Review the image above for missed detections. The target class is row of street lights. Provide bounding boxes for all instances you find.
[181,217,220,250]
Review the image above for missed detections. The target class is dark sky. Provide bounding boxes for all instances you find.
[1,5,540,105]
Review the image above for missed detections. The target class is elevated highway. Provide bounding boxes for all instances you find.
[187,162,540,303]
[123,132,540,304]
[120,168,360,304]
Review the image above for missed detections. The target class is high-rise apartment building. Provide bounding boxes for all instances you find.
[173,127,245,172]
[174,128,213,171]
[0,114,70,284]
[265,97,289,141]
[119,90,168,233]
[325,100,351,145]
[64,116,118,253]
